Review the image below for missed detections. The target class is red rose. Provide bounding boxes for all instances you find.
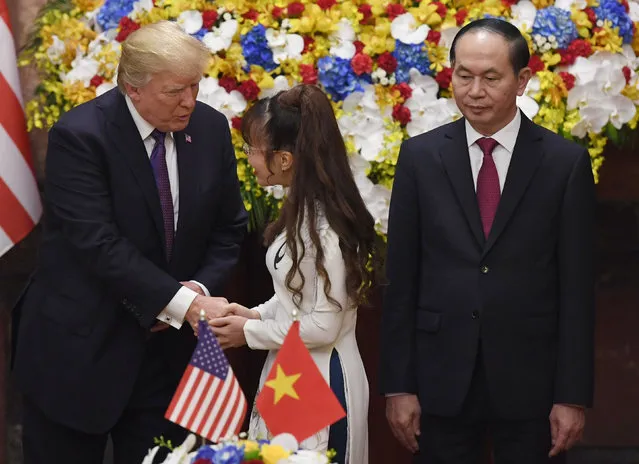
[192,459,211,464]
[287,1,305,17]
[585,7,597,25]
[238,80,260,101]
[303,36,315,54]
[432,1,447,17]
[435,67,452,89]
[455,9,468,26]
[317,0,336,10]
[394,82,412,101]
[351,53,373,75]
[90,75,104,88]
[377,52,398,74]
[202,10,218,29]
[231,117,242,130]
[300,64,318,84]
[392,104,411,125]
[242,9,259,21]
[353,40,365,54]
[386,4,406,20]
[358,4,373,24]
[559,72,576,91]
[623,66,632,84]
[621,0,630,11]
[559,49,576,66]
[219,76,238,92]
[501,0,518,7]
[427,30,441,44]
[528,55,545,74]
[568,39,593,58]
[116,17,141,42]
[272,6,284,18]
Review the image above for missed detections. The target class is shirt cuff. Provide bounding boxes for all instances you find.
[189,280,210,296]
[157,286,198,329]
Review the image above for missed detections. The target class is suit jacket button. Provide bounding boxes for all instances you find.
[480,265,489,274]
[472,310,480,319]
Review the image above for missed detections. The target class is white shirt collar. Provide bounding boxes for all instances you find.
[125,95,173,142]
[465,109,521,153]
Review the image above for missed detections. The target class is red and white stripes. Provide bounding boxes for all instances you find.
[0,0,42,258]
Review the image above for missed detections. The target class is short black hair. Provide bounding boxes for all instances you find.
[449,18,530,74]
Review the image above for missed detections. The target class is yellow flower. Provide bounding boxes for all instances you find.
[541,52,561,67]
[409,2,443,27]
[572,10,592,38]
[260,444,291,464]
[589,21,623,52]
[238,440,260,454]
[72,0,103,12]
[531,0,553,8]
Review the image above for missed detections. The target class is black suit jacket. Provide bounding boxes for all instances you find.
[380,113,595,420]
[12,89,248,433]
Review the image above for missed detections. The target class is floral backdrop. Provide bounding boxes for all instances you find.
[21,0,639,234]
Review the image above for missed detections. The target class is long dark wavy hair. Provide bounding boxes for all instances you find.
[241,84,379,309]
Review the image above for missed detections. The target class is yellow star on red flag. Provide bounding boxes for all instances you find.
[265,364,301,404]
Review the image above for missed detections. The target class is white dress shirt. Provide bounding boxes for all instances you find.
[125,96,210,329]
[465,109,521,193]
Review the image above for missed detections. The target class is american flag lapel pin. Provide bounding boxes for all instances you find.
[185,133,192,143]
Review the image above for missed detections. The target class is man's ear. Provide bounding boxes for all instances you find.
[124,82,141,102]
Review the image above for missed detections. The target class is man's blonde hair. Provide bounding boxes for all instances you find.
[117,20,210,92]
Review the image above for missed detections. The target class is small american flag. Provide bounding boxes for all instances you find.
[185,133,192,143]
[165,320,247,442]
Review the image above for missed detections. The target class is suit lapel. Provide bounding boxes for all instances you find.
[482,114,545,257]
[100,90,165,242]
[440,118,485,248]
[173,128,200,258]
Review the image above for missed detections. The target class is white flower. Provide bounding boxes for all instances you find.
[391,13,430,45]
[141,446,160,464]
[96,81,117,96]
[571,94,636,137]
[46,35,66,64]
[202,19,238,53]
[130,0,153,18]
[329,19,357,59]
[62,52,100,87]
[408,69,439,100]
[405,97,460,137]
[350,154,391,234]
[197,76,247,120]
[525,75,541,98]
[283,450,330,464]
[266,28,304,63]
[554,0,587,11]
[339,85,391,161]
[510,0,537,30]
[629,0,639,22]
[516,95,540,119]
[177,10,203,34]
[264,185,287,199]
[260,75,292,98]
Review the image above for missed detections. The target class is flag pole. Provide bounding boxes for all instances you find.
[199,309,207,448]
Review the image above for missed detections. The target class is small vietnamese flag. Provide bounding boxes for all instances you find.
[256,321,346,442]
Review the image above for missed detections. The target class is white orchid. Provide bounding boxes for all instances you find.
[350,154,391,233]
[177,10,203,34]
[568,54,627,94]
[62,49,100,87]
[516,95,540,119]
[159,434,198,464]
[628,0,639,21]
[265,28,304,64]
[96,81,117,96]
[260,75,293,99]
[405,96,461,137]
[329,19,357,59]
[339,85,391,161]
[391,13,430,45]
[130,0,154,19]
[510,0,537,30]
[284,450,331,464]
[202,19,238,53]
[197,77,247,120]
[571,95,636,137]
[554,0,587,11]
[408,69,440,100]
[46,35,66,64]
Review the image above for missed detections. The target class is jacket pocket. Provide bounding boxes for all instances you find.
[416,310,442,333]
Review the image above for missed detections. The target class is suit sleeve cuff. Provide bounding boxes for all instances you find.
[189,280,210,296]
[157,286,198,329]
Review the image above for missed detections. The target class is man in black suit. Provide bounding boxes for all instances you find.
[12,21,247,464]
[381,19,595,463]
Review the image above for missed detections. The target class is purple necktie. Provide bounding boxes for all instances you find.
[150,129,174,260]
[476,137,500,238]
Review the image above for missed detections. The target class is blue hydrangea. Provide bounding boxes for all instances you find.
[240,24,277,72]
[193,445,216,462]
[211,445,244,464]
[594,0,634,44]
[393,40,432,84]
[193,28,209,40]
[96,0,136,31]
[532,7,579,49]
[317,56,363,101]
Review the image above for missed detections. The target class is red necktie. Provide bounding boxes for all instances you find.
[476,137,500,238]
